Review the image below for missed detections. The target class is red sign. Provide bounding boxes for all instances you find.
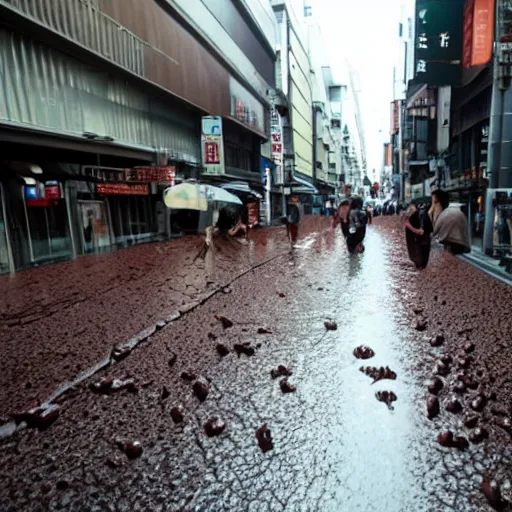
[390,101,399,135]
[272,133,281,142]
[26,199,59,208]
[205,142,220,164]
[125,166,175,185]
[272,143,282,154]
[97,184,149,195]
[45,186,60,200]
[247,202,259,227]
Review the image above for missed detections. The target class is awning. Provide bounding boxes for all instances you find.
[220,181,263,199]
[290,175,319,194]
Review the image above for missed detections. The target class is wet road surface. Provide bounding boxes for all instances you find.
[1,218,511,511]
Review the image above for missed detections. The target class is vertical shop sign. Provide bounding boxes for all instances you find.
[271,108,284,185]
[415,0,464,85]
[201,117,225,175]
[463,0,494,68]
[390,101,399,135]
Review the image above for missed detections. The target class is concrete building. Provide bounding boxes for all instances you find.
[0,0,278,274]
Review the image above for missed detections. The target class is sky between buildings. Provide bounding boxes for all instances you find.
[312,0,415,179]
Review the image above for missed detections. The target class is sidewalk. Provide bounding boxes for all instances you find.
[0,216,329,421]
[460,245,512,286]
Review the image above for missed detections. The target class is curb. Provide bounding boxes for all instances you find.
[459,254,512,287]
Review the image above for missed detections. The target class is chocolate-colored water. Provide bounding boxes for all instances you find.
[0,217,511,511]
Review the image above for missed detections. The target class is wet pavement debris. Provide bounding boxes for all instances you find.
[469,427,489,444]
[437,431,469,450]
[216,343,230,357]
[192,380,209,402]
[430,334,445,347]
[426,396,440,420]
[161,386,170,400]
[481,476,508,510]
[427,377,444,395]
[353,345,375,360]
[470,394,487,412]
[15,403,61,430]
[359,366,397,383]
[204,417,226,437]
[465,415,479,429]
[375,391,397,410]
[170,405,184,424]
[435,360,451,377]
[270,365,293,380]
[234,343,255,357]
[257,327,273,334]
[415,319,428,331]
[464,342,476,354]
[119,440,143,460]
[168,353,177,367]
[445,396,463,414]
[256,424,274,453]
[279,378,296,393]
[324,321,337,331]
[181,371,196,382]
[215,315,233,329]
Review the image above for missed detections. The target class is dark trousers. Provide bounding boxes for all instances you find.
[415,243,431,269]
[287,223,299,243]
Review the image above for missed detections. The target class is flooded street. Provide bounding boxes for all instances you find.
[1,219,511,511]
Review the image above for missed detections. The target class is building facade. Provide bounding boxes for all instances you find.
[0,0,278,273]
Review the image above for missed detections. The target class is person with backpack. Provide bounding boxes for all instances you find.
[285,196,301,245]
[346,197,368,254]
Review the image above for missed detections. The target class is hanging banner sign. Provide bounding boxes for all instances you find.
[201,116,225,176]
[463,0,494,69]
[270,108,284,185]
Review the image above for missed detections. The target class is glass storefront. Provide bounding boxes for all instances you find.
[77,200,111,254]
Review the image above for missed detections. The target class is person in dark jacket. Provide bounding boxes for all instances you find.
[405,201,434,269]
[285,196,301,244]
[346,197,368,254]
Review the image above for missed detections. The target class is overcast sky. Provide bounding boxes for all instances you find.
[311,0,414,179]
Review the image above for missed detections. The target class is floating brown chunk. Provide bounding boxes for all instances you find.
[324,321,337,331]
[427,396,440,420]
[430,334,444,347]
[353,346,375,360]
[375,391,397,409]
[428,377,443,395]
[256,424,274,453]
[279,378,296,393]
[215,315,233,329]
[234,343,255,357]
[271,365,293,380]
[216,344,230,357]
[193,380,209,402]
[204,417,226,437]
[359,366,397,383]
[170,405,184,424]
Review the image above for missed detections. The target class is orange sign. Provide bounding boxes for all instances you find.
[463,0,494,68]
[472,0,494,66]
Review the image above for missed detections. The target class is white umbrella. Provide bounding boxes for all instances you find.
[203,185,243,205]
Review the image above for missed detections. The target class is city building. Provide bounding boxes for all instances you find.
[0,0,278,273]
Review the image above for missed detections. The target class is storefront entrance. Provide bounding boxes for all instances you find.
[0,184,11,274]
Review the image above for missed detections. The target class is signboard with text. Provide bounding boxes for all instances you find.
[463,0,494,68]
[201,116,225,176]
[96,184,149,195]
[415,0,464,85]
[271,108,284,185]
[125,166,176,185]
